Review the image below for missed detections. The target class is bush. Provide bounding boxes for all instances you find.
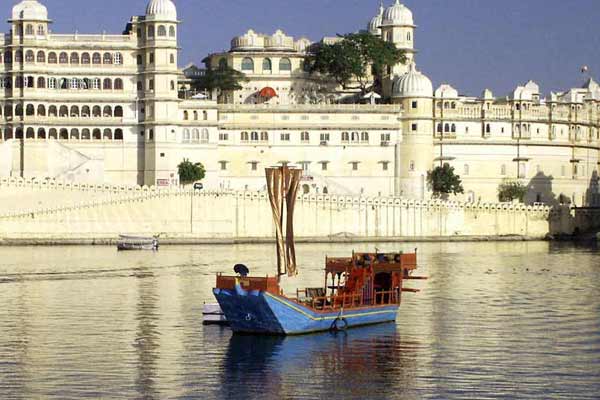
[498,179,527,203]
[178,159,205,185]
[427,163,464,198]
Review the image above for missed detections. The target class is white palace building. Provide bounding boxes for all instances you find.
[0,0,599,206]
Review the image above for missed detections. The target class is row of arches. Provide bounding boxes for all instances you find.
[0,76,125,91]
[145,25,176,39]
[0,51,123,65]
[240,57,292,73]
[182,128,210,143]
[437,123,457,133]
[0,104,123,118]
[22,24,46,36]
[0,128,123,141]
[183,110,208,121]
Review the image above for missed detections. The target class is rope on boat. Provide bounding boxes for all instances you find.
[330,306,348,332]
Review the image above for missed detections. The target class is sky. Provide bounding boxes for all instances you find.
[28,0,600,97]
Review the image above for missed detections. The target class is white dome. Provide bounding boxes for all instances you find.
[382,0,414,27]
[12,0,48,21]
[368,4,385,36]
[145,0,177,21]
[392,64,433,98]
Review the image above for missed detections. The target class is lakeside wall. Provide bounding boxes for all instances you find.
[0,177,574,243]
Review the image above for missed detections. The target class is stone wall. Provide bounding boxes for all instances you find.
[0,177,562,242]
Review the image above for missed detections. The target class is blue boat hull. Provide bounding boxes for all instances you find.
[213,285,399,335]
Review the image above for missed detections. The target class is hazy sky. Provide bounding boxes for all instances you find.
[28,0,600,97]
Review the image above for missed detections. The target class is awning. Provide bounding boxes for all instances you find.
[259,87,278,98]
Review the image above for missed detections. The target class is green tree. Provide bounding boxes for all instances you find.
[427,163,465,198]
[498,179,527,203]
[178,159,205,185]
[306,32,406,94]
[191,58,248,96]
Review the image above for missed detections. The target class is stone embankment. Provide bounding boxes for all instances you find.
[0,177,582,245]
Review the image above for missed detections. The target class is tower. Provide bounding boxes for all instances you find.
[391,64,434,199]
[141,0,180,186]
[381,0,416,98]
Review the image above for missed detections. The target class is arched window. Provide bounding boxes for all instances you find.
[92,53,101,64]
[48,52,57,64]
[82,106,90,117]
[183,110,189,120]
[92,106,101,117]
[70,129,80,140]
[4,51,12,64]
[103,128,112,140]
[342,131,349,142]
[37,77,45,88]
[260,131,268,141]
[70,52,79,64]
[37,128,46,139]
[59,52,68,64]
[114,129,123,140]
[360,132,369,142]
[451,124,456,133]
[70,105,79,117]
[157,25,167,37]
[103,78,112,90]
[92,78,100,90]
[25,24,34,35]
[169,26,176,37]
[351,131,359,142]
[59,128,68,140]
[407,32,411,41]
[485,124,491,134]
[137,55,143,65]
[26,104,35,116]
[103,53,112,64]
[203,111,208,120]
[192,111,198,120]
[218,58,228,70]
[14,77,23,88]
[262,58,272,72]
[59,105,68,117]
[241,57,254,72]
[201,128,209,143]
[36,51,45,63]
[103,106,112,117]
[192,129,200,142]
[26,128,35,139]
[170,80,175,90]
[147,26,154,38]
[170,54,175,64]
[241,131,249,141]
[251,131,259,141]
[114,106,123,117]
[183,129,190,142]
[37,25,45,35]
[114,78,123,90]
[48,128,57,139]
[37,104,46,116]
[437,123,443,133]
[444,123,450,133]
[501,164,507,175]
[279,58,292,72]
[25,50,34,63]
[113,53,122,65]
[48,105,57,116]
[92,129,101,140]
[70,77,79,89]
[15,50,23,62]
[137,81,143,91]
[81,129,90,140]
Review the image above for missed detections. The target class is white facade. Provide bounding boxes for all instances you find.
[0,0,599,206]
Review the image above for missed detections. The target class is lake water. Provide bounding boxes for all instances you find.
[0,242,598,400]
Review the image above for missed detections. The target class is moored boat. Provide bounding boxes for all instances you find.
[116,235,159,251]
[213,166,425,335]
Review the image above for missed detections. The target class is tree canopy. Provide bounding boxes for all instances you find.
[427,163,465,198]
[178,159,206,185]
[306,32,406,94]
[498,179,527,203]
[191,59,248,94]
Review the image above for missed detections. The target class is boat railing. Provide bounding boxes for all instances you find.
[303,289,400,311]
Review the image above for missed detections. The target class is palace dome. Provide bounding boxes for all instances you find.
[382,0,414,27]
[145,0,177,21]
[12,0,48,21]
[368,4,385,36]
[392,64,433,98]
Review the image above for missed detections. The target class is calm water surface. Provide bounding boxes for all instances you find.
[0,242,599,399]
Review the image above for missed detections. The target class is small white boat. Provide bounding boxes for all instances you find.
[117,235,159,251]
[202,303,228,325]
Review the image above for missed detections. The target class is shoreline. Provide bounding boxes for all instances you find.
[0,235,550,246]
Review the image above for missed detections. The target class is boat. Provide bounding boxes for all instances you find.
[116,235,159,251]
[202,303,228,325]
[213,166,425,335]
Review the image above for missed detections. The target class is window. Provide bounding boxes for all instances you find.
[203,111,208,120]
[451,124,456,133]
[149,79,154,91]
[250,131,259,141]
[169,26,176,37]
[37,77,45,88]
[114,78,123,90]
[437,123,443,133]
[342,132,349,142]
[113,53,122,65]
[381,132,391,142]
[157,25,167,37]
[351,132,359,142]
[59,52,68,64]
[485,124,491,134]
[170,80,175,90]
[218,58,228,70]
[70,52,79,64]
[137,55,143,65]
[260,131,268,141]
[149,53,154,64]
[103,53,112,64]
[321,162,329,171]
[103,78,112,90]
[92,78,100,89]
[37,25,45,35]
[351,162,359,171]
[219,132,229,141]
[279,58,292,72]
[92,53,101,64]
[25,50,34,63]
[381,161,390,171]
[48,77,56,89]
[219,161,228,171]
[301,131,310,142]
[170,54,175,64]
[183,129,190,142]
[299,162,310,173]
[320,132,330,143]
[360,132,369,142]
[250,161,258,171]
[241,132,249,141]
[409,161,415,171]
[262,58,272,72]
[280,132,290,141]
[147,26,154,38]
[201,129,209,143]
[411,123,418,132]
[464,164,470,175]
[411,101,418,109]
[25,24,33,35]
[241,57,254,72]
[501,164,506,175]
